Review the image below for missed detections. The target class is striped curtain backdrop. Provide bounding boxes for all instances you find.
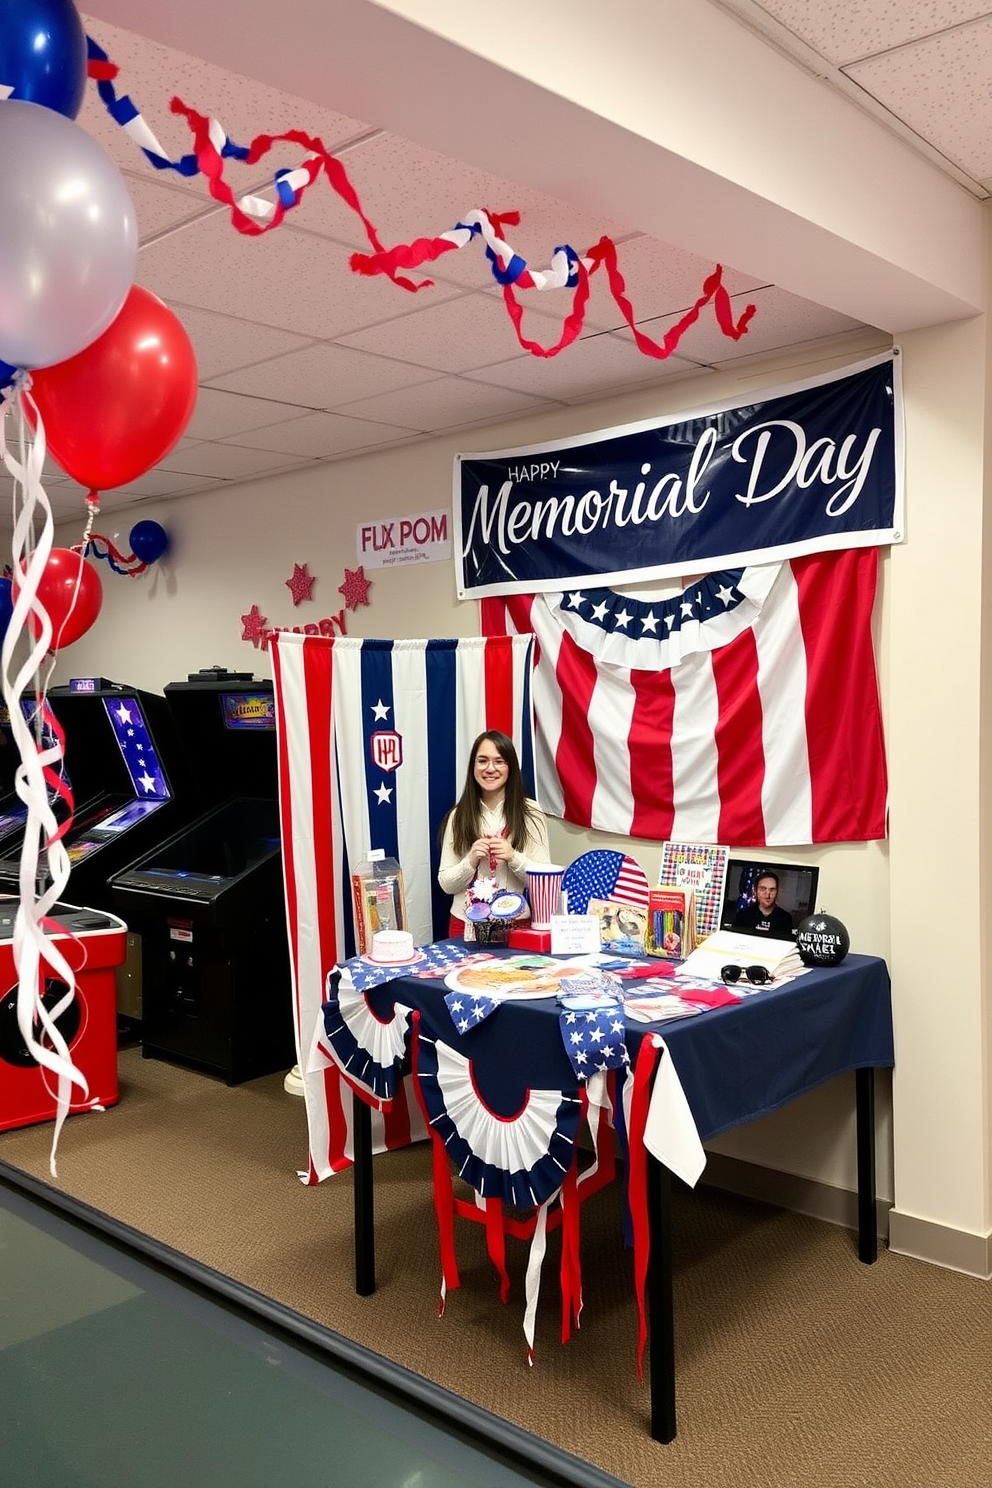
[269,632,536,1181]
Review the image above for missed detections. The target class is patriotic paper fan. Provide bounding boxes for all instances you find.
[417,1036,582,1209]
[562,850,650,914]
[321,970,412,1104]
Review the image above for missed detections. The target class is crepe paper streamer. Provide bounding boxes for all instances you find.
[86,38,757,361]
[0,387,89,1175]
[82,532,151,577]
[354,208,756,360]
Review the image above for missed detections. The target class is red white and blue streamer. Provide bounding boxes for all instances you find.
[86,37,756,362]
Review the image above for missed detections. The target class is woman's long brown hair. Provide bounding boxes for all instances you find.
[443,730,540,857]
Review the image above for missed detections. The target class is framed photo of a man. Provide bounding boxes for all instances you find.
[719,860,820,940]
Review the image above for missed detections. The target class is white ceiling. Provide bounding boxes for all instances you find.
[4,0,989,529]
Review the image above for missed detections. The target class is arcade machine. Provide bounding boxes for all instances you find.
[0,680,194,1031]
[0,897,127,1133]
[0,699,77,860]
[108,669,296,1085]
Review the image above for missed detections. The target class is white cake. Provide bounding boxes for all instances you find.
[369,929,415,963]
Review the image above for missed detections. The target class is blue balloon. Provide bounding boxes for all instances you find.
[129,520,170,565]
[0,361,15,390]
[0,578,13,649]
[0,0,88,120]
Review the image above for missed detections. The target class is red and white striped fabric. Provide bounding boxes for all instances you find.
[269,631,535,1182]
[482,548,887,846]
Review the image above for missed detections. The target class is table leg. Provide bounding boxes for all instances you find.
[855,1067,877,1265]
[353,1092,376,1295]
[646,1152,677,1443]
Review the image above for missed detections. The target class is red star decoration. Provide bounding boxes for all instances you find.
[285,562,315,606]
[339,565,372,611]
[241,604,267,644]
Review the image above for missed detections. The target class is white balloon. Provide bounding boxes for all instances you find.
[0,99,138,370]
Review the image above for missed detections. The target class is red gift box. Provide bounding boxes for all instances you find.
[507,927,552,952]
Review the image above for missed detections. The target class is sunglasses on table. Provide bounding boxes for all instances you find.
[721,964,773,987]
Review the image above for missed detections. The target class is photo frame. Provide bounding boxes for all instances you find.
[718,859,820,939]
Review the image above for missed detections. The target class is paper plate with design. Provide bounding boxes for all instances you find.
[562,850,650,914]
[444,957,588,1001]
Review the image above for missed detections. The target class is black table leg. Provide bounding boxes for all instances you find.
[855,1066,877,1264]
[353,1092,376,1295]
[646,1152,677,1442]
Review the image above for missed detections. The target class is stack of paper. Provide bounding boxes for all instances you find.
[675,929,805,984]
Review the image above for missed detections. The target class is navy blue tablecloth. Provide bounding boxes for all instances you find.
[363,946,892,1143]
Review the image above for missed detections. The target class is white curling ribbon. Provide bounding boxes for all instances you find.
[1,388,89,1175]
[522,1194,553,1363]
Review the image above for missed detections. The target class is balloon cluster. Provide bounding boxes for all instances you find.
[0,0,198,653]
[0,0,198,1172]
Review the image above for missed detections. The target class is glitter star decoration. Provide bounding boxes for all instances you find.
[241,604,267,644]
[339,565,372,611]
[285,562,315,606]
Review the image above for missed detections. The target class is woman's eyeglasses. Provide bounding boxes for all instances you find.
[721,964,772,987]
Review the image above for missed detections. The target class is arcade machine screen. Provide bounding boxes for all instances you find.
[109,672,295,1084]
[0,701,75,855]
[0,689,176,898]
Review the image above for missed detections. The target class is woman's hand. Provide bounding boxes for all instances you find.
[486,836,515,864]
[469,838,491,867]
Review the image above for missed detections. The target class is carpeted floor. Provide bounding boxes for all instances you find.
[1,1048,990,1488]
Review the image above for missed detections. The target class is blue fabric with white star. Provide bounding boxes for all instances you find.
[563,573,747,642]
[344,939,471,993]
[559,1002,630,1079]
[444,988,501,1030]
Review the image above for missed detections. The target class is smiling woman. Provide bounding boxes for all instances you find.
[437,729,549,939]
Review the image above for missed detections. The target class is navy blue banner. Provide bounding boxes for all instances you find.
[455,353,903,597]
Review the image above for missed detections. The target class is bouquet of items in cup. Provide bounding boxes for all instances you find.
[463,877,528,945]
[351,852,408,955]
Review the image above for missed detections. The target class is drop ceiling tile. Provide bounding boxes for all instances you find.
[163,305,315,382]
[628,286,865,365]
[159,442,312,480]
[206,341,440,406]
[844,21,992,181]
[745,0,990,66]
[100,468,231,501]
[464,333,701,402]
[137,214,462,339]
[336,377,559,432]
[335,292,561,372]
[222,410,419,457]
[183,387,317,441]
[124,173,215,242]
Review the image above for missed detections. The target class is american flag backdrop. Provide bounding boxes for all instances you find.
[269,631,536,1182]
[481,547,887,847]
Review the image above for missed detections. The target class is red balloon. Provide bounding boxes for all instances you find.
[16,548,103,649]
[29,286,198,491]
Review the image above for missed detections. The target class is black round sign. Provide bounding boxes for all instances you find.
[0,980,82,1068]
[796,913,850,967]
